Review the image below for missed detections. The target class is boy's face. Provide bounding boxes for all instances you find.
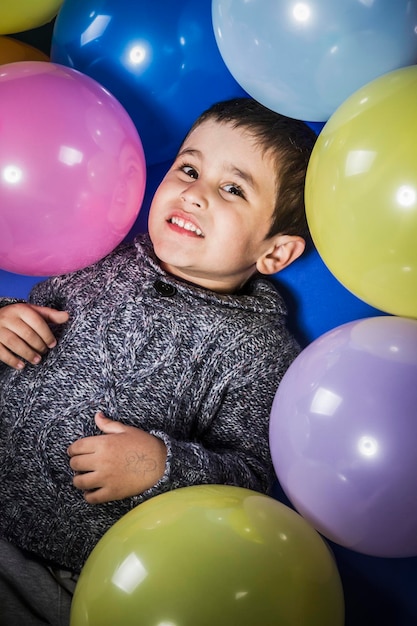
[148,119,277,293]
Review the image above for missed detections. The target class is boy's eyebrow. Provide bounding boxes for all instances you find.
[177,147,257,190]
[229,166,257,191]
[176,147,201,160]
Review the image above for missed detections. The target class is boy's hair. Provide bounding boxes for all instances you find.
[186,98,317,241]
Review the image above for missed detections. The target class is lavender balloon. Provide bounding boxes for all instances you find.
[269,316,417,558]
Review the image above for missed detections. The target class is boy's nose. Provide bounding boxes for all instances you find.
[181,178,210,209]
[181,194,201,208]
[180,182,208,209]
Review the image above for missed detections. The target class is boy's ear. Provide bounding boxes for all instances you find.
[256,235,305,275]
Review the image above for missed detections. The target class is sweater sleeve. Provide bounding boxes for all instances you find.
[134,330,299,503]
[0,269,70,309]
[27,276,67,309]
[0,297,27,308]
[0,277,66,310]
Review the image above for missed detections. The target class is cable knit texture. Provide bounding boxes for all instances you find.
[0,234,299,573]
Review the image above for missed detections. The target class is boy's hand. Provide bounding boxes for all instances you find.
[67,412,167,504]
[0,303,69,369]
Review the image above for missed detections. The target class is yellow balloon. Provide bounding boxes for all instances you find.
[0,37,49,64]
[71,486,345,626]
[305,65,417,318]
[0,0,63,35]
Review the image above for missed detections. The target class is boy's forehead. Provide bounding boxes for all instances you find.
[182,119,263,156]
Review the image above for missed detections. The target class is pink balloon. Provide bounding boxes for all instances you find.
[269,316,417,557]
[0,61,146,276]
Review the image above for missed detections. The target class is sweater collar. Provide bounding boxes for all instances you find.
[133,233,288,317]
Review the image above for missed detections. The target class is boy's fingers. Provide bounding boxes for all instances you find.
[26,306,69,346]
[18,306,68,350]
[13,319,50,352]
[94,411,125,434]
[0,305,69,366]
[69,451,95,473]
[31,305,69,325]
[0,324,46,365]
[0,344,26,370]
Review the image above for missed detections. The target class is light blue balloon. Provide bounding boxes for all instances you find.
[212,0,417,121]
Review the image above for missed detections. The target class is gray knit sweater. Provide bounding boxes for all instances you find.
[0,234,299,573]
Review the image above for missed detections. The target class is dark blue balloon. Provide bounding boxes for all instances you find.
[51,0,248,165]
[305,121,326,135]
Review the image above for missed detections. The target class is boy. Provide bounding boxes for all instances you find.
[0,98,316,625]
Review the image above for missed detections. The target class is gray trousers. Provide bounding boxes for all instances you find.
[0,539,76,626]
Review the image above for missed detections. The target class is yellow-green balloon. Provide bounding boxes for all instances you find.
[305,65,417,318]
[71,486,344,626]
[0,0,63,35]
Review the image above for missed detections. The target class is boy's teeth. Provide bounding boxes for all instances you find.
[170,216,203,237]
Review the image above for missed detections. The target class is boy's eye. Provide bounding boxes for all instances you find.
[223,183,245,198]
[181,164,198,179]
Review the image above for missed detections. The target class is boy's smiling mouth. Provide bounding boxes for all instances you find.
[168,216,205,237]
